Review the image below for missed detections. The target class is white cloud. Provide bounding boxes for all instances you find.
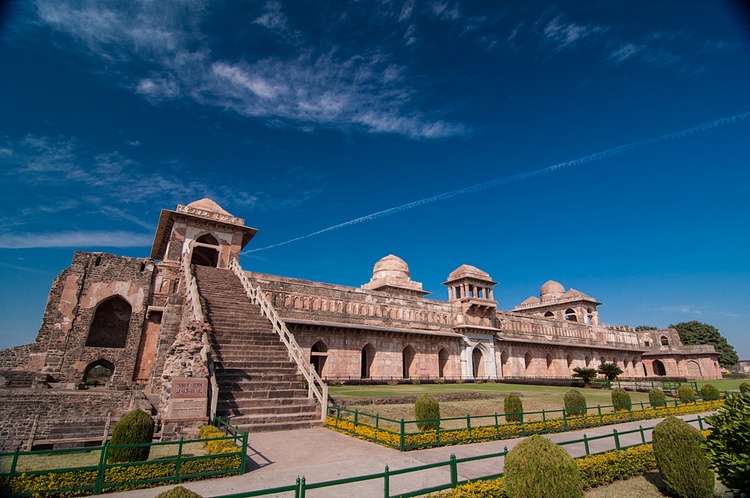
[609,43,641,62]
[0,230,153,249]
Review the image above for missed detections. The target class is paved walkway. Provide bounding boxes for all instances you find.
[112,413,713,498]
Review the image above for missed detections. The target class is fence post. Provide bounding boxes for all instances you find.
[7,446,20,496]
[639,425,646,444]
[562,410,568,431]
[450,454,458,488]
[613,429,620,451]
[354,408,359,427]
[698,416,704,430]
[241,432,248,474]
[375,414,380,430]
[583,434,590,456]
[300,476,306,498]
[295,477,301,498]
[542,409,546,423]
[95,441,110,495]
[175,436,183,484]
[466,415,472,442]
[597,405,602,425]
[384,465,390,498]
[399,419,405,452]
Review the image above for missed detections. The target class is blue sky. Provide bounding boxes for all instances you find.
[1,1,749,359]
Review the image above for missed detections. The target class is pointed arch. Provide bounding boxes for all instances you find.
[472,347,485,378]
[361,343,376,379]
[86,296,131,348]
[546,353,553,369]
[310,340,328,377]
[524,352,533,370]
[402,345,416,379]
[438,348,449,378]
[83,359,115,386]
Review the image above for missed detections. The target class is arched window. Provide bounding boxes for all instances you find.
[652,359,666,376]
[86,296,131,348]
[191,233,220,267]
[660,335,670,346]
[438,348,449,378]
[83,359,115,386]
[564,308,577,322]
[566,354,573,368]
[310,341,328,377]
[472,347,484,378]
[360,344,375,379]
[546,353,553,369]
[544,311,555,318]
[402,346,416,379]
[524,352,532,370]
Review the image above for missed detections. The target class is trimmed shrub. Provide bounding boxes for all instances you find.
[699,384,720,401]
[649,388,667,408]
[652,416,714,498]
[156,486,203,498]
[704,391,750,493]
[108,409,155,463]
[611,388,631,412]
[415,394,440,431]
[564,389,587,416]
[739,381,750,393]
[677,385,697,403]
[504,435,583,498]
[504,393,523,423]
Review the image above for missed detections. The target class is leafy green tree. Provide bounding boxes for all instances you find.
[635,325,658,331]
[669,321,739,368]
[571,367,598,385]
[597,362,623,381]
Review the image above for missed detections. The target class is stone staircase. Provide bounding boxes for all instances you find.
[193,265,320,432]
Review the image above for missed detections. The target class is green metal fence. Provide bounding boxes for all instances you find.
[328,391,725,451]
[0,420,248,497]
[214,415,709,498]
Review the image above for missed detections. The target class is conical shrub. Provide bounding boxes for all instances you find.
[564,389,587,416]
[504,393,523,423]
[108,409,155,463]
[611,388,631,412]
[504,434,583,498]
[677,385,696,403]
[652,416,714,498]
[415,394,440,431]
[649,388,667,408]
[700,384,720,401]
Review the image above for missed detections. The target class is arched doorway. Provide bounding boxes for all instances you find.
[86,296,131,348]
[191,234,220,267]
[402,346,416,379]
[83,359,115,387]
[500,350,509,377]
[438,348,449,378]
[472,347,484,378]
[652,359,666,376]
[360,344,375,379]
[310,341,328,377]
[686,360,702,378]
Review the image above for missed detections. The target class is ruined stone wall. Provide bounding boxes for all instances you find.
[0,389,139,451]
[41,252,156,385]
[290,323,462,379]
[249,271,457,333]
[0,344,34,370]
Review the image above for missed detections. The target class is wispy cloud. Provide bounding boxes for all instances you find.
[0,231,153,249]
[542,15,606,50]
[28,0,466,139]
[659,305,741,319]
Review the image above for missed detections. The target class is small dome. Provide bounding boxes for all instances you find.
[186,198,232,216]
[540,280,565,300]
[447,264,492,282]
[372,254,410,280]
[520,296,541,305]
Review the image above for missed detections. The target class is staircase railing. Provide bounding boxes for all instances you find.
[180,252,219,420]
[228,258,328,422]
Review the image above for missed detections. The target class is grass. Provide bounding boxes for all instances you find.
[694,378,748,392]
[0,441,208,473]
[330,382,657,431]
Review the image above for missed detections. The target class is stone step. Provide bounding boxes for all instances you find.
[220,388,309,399]
[218,402,317,417]
[234,419,321,433]
[219,397,316,410]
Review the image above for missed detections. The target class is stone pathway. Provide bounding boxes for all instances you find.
[110,412,713,498]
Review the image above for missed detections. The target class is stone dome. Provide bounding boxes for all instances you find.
[372,254,410,280]
[447,264,493,282]
[186,198,232,216]
[540,280,565,301]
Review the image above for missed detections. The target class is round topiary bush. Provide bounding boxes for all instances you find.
[155,486,203,498]
[504,393,523,423]
[415,394,440,431]
[649,388,667,408]
[564,389,587,416]
[739,381,750,394]
[652,416,714,498]
[704,391,750,493]
[611,388,631,412]
[677,385,697,403]
[108,408,155,463]
[700,384,720,401]
[504,434,583,498]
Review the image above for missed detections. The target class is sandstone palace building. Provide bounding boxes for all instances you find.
[0,199,721,449]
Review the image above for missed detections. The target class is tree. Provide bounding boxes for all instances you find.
[598,362,623,381]
[670,321,739,368]
[572,367,598,384]
[635,325,658,331]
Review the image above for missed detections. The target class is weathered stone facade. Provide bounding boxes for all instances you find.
[0,198,722,449]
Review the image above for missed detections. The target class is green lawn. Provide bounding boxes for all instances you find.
[694,378,747,392]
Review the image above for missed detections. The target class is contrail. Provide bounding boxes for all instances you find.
[244,110,749,253]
